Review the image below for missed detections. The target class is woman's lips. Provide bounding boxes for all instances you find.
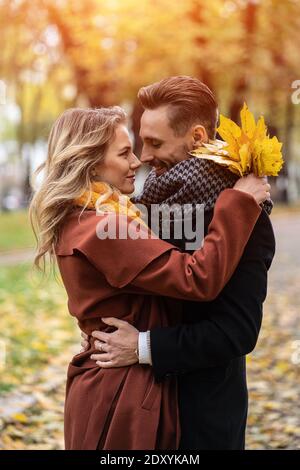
[126,175,135,181]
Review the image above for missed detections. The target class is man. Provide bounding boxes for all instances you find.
[81,76,275,449]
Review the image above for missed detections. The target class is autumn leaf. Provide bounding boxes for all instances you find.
[12,413,28,424]
[216,115,242,162]
[190,103,284,177]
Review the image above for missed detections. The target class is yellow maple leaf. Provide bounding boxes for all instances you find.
[190,103,284,177]
[240,102,256,138]
[217,115,241,162]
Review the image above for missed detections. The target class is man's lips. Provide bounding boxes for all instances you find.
[126,175,135,180]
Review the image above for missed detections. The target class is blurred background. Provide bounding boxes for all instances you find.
[0,0,299,450]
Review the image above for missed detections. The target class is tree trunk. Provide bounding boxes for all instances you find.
[229,2,258,122]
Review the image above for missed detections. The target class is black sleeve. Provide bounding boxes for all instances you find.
[150,210,276,381]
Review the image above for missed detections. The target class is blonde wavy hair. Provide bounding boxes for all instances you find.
[29,106,127,272]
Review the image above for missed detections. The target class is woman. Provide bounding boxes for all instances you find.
[30,106,269,450]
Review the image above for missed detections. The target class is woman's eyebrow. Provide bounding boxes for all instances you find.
[118,145,131,152]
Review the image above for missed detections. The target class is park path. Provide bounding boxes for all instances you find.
[0,249,34,266]
[246,211,300,449]
[0,211,299,449]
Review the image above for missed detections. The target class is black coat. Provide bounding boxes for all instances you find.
[150,208,276,449]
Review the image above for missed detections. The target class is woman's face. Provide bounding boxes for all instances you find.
[94,124,141,194]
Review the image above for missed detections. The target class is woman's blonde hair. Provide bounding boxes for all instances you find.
[29,106,127,272]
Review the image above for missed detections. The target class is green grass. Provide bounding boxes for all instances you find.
[0,210,35,252]
[0,262,77,395]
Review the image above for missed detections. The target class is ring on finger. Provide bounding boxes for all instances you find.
[95,340,104,352]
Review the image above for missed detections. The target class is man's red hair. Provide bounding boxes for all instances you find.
[138,76,218,139]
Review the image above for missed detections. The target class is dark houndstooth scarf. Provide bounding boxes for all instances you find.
[133,156,273,214]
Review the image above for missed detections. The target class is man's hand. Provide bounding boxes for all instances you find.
[83,317,139,368]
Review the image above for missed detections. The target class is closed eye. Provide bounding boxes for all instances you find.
[141,137,163,149]
[119,148,131,157]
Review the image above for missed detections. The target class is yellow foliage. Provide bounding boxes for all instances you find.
[12,413,28,424]
[190,103,284,177]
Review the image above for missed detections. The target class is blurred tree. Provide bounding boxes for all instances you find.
[189,0,300,172]
[0,0,299,202]
[256,0,300,162]
[44,0,198,151]
[0,0,74,202]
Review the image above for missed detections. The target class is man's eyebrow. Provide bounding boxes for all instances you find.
[139,135,163,142]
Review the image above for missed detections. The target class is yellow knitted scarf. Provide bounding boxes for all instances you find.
[74,181,147,227]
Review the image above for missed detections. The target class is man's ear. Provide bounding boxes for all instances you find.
[192,125,209,148]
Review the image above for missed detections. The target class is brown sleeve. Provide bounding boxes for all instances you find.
[130,189,261,300]
[77,189,261,301]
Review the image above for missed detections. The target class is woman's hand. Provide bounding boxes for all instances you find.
[233,174,271,205]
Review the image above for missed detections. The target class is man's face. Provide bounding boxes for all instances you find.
[139,106,195,176]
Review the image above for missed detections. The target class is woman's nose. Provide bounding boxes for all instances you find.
[130,153,141,169]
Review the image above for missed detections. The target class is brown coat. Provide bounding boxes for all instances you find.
[55,189,261,450]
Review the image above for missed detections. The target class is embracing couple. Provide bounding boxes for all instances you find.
[30,76,275,450]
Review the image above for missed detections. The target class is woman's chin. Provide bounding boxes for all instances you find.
[121,181,135,194]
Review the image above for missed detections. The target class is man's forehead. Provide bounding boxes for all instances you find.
[140,107,171,137]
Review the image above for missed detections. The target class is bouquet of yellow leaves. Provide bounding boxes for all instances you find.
[190,103,284,177]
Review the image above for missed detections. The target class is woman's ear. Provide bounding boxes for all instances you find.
[192,125,209,148]
[91,165,101,180]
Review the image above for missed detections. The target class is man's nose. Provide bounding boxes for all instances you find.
[140,149,154,164]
